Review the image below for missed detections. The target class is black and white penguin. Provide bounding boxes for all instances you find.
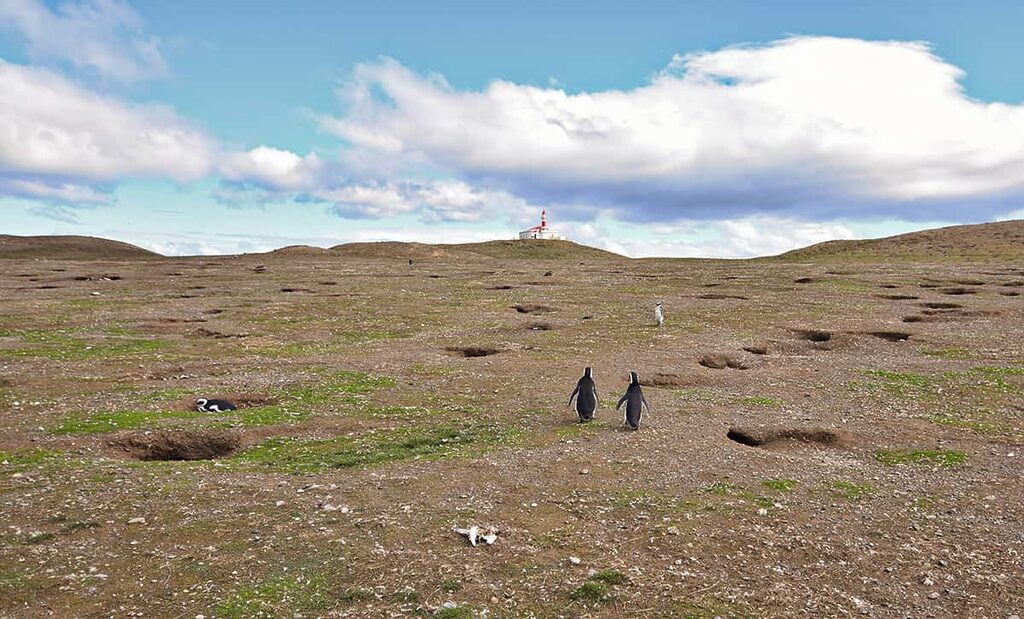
[195,398,237,413]
[654,302,664,327]
[616,372,650,430]
[568,367,599,422]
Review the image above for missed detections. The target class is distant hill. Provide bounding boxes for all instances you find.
[331,239,622,261]
[0,235,160,260]
[449,239,622,260]
[773,220,1024,263]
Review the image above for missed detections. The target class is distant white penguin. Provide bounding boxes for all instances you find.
[654,302,664,327]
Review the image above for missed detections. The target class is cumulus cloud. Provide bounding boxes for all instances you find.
[310,179,540,223]
[0,0,166,81]
[322,37,1024,222]
[0,60,214,182]
[564,216,855,258]
[219,146,324,191]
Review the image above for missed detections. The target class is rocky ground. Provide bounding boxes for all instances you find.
[0,242,1022,618]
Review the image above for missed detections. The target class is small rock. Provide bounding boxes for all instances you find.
[569,556,581,565]
[127,517,146,525]
[757,508,768,516]
[928,592,940,599]
[275,500,285,507]
[667,527,680,535]
[580,468,589,475]
[322,504,338,512]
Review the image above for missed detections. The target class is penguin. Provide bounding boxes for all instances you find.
[654,302,664,327]
[616,372,650,430]
[568,367,599,422]
[195,398,236,413]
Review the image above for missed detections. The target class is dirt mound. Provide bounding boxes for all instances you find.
[794,329,832,343]
[699,354,748,370]
[771,219,1024,263]
[446,346,500,357]
[111,430,240,461]
[513,303,554,314]
[0,235,160,260]
[639,373,688,387]
[698,293,749,300]
[861,331,911,342]
[876,294,919,301]
[726,426,847,449]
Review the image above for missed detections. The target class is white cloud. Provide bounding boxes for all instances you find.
[219,146,324,191]
[0,177,110,204]
[0,0,167,81]
[562,216,855,258]
[0,60,215,189]
[322,37,1024,221]
[312,179,540,223]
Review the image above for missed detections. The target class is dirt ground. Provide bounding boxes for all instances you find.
[0,243,1022,618]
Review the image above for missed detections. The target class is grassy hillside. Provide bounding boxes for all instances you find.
[0,235,160,260]
[772,220,1024,263]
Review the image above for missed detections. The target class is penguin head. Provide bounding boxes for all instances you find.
[656,301,662,307]
[629,371,639,384]
[195,398,207,409]
[583,367,593,378]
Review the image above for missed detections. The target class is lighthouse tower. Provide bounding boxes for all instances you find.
[518,209,564,240]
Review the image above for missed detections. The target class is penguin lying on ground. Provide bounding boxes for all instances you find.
[616,372,650,430]
[568,367,599,422]
[195,398,236,413]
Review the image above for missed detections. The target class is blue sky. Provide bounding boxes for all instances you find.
[1,0,1023,257]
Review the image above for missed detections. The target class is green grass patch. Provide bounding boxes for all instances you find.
[0,328,168,361]
[214,570,331,618]
[700,482,735,495]
[738,396,782,407]
[829,481,875,501]
[0,448,64,471]
[874,449,967,467]
[928,412,1002,434]
[51,409,205,435]
[233,423,523,473]
[338,586,375,603]
[590,569,628,585]
[921,346,972,360]
[570,580,611,603]
[23,531,57,545]
[761,479,798,492]
[439,578,462,593]
[862,369,936,395]
[259,331,403,356]
[435,607,474,619]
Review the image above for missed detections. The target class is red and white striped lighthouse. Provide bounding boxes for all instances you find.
[540,209,547,229]
[518,209,563,240]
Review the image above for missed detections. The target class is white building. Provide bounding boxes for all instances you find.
[518,210,564,240]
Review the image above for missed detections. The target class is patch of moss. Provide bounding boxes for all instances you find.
[700,482,735,495]
[874,449,966,467]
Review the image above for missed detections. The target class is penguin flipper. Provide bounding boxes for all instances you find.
[616,393,628,410]
[568,384,579,407]
[641,393,651,414]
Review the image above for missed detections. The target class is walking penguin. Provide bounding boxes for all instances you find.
[654,302,664,327]
[616,372,650,430]
[568,367,599,422]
